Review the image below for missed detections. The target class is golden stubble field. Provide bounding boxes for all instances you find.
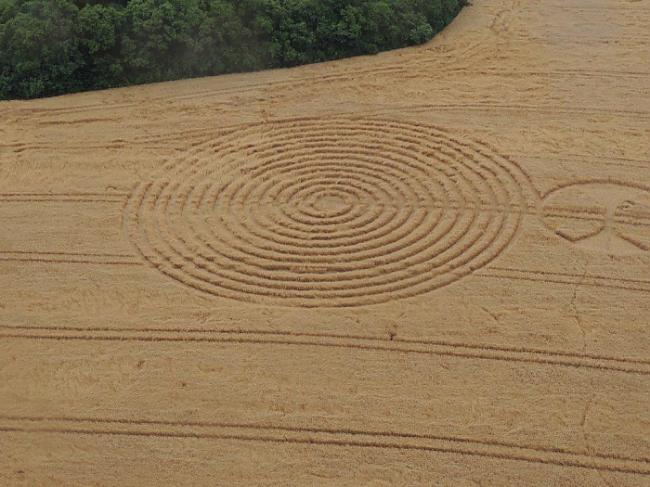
[1,0,649,485]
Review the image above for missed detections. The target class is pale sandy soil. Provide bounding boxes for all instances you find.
[1,0,649,485]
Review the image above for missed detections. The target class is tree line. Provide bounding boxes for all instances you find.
[0,0,465,99]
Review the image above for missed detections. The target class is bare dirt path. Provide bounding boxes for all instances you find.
[1,0,649,485]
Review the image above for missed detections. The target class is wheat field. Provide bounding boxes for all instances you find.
[1,0,649,485]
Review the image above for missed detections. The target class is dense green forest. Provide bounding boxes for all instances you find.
[0,0,465,100]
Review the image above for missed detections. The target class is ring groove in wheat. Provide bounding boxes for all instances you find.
[124,117,533,306]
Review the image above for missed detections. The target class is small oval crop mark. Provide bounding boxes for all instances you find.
[542,181,650,255]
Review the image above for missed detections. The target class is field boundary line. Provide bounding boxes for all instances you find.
[1,325,648,375]
[0,415,648,474]
[478,270,650,294]
[0,192,127,204]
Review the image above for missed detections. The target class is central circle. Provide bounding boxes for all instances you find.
[309,190,352,216]
[314,193,347,212]
[125,117,532,307]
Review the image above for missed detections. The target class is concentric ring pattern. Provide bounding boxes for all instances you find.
[124,117,532,306]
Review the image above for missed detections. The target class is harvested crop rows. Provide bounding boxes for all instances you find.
[1,0,649,485]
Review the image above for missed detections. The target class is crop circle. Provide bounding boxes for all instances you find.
[124,117,531,306]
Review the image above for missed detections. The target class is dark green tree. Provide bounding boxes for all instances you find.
[0,0,82,98]
[0,0,465,99]
[76,3,125,89]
